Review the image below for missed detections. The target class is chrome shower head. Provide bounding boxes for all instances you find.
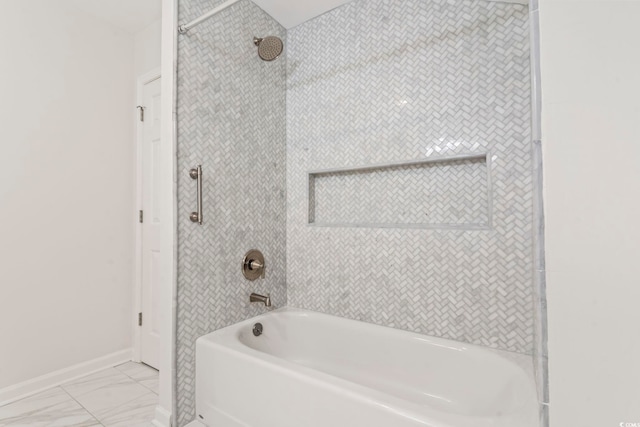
[253,36,283,61]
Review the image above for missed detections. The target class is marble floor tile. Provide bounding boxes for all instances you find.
[1,365,159,427]
[1,389,99,427]
[70,379,152,418]
[97,393,157,427]
[138,378,158,395]
[114,362,159,394]
[109,423,154,427]
[114,362,157,383]
[61,368,131,399]
[0,388,72,426]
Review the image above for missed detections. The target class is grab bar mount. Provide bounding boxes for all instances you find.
[189,165,203,224]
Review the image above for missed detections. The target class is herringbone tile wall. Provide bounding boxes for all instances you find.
[310,156,490,227]
[176,0,535,424]
[286,0,533,353]
[175,0,286,425]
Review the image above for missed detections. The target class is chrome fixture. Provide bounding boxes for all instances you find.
[250,293,271,307]
[178,0,241,34]
[253,36,283,61]
[189,165,203,224]
[252,323,263,336]
[242,249,265,280]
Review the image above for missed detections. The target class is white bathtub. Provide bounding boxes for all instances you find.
[194,308,539,427]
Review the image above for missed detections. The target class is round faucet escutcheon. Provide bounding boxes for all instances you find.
[242,249,265,280]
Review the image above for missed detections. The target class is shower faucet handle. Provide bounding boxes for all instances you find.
[242,249,266,280]
[248,259,264,271]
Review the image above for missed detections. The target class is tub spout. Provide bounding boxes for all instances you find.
[250,293,271,307]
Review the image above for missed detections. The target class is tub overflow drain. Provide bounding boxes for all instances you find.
[253,323,263,336]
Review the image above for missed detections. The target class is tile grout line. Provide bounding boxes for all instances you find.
[1,387,99,427]
[61,380,156,427]
[58,386,104,426]
[59,365,154,426]
[99,392,157,425]
[114,363,160,395]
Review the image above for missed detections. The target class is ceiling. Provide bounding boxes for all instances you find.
[60,0,161,34]
[205,0,527,30]
[58,0,350,34]
[58,0,527,35]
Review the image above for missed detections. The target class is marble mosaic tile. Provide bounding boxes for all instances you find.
[175,0,287,424]
[310,156,490,227]
[286,0,533,354]
[175,0,535,424]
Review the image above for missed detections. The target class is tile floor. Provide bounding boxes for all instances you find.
[0,362,159,427]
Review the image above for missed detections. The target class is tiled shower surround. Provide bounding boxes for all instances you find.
[176,0,534,425]
[287,0,532,351]
[175,0,286,424]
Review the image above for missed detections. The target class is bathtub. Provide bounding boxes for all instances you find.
[194,308,539,427]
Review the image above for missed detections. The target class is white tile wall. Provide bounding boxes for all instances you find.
[286,0,535,354]
[175,0,541,424]
[175,0,287,425]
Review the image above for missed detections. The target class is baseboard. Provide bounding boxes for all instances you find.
[0,348,132,407]
[153,405,172,427]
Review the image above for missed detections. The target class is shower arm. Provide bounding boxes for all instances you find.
[178,0,242,34]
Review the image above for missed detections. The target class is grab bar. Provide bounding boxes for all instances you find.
[189,165,203,224]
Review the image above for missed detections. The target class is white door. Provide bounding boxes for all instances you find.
[140,76,162,369]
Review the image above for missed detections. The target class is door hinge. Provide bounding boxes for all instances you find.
[138,312,143,326]
[139,210,143,223]
[136,105,145,122]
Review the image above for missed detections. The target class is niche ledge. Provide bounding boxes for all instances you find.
[307,153,492,230]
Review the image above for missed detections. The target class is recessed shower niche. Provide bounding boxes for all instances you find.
[308,153,490,229]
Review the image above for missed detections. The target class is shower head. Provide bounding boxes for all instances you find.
[253,36,283,61]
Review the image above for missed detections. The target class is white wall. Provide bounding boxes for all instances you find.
[0,1,135,392]
[135,19,162,77]
[540,1,640,425]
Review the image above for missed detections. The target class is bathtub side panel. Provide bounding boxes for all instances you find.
[196,311,538,427]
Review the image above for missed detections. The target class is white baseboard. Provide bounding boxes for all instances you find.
[0,349,132,407]
[153,405,172,427]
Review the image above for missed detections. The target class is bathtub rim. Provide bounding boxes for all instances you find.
[195,306,538,426]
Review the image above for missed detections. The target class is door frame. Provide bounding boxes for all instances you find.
[133,67,162,364]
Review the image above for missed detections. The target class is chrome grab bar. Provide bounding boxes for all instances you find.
[189,165,202,224]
